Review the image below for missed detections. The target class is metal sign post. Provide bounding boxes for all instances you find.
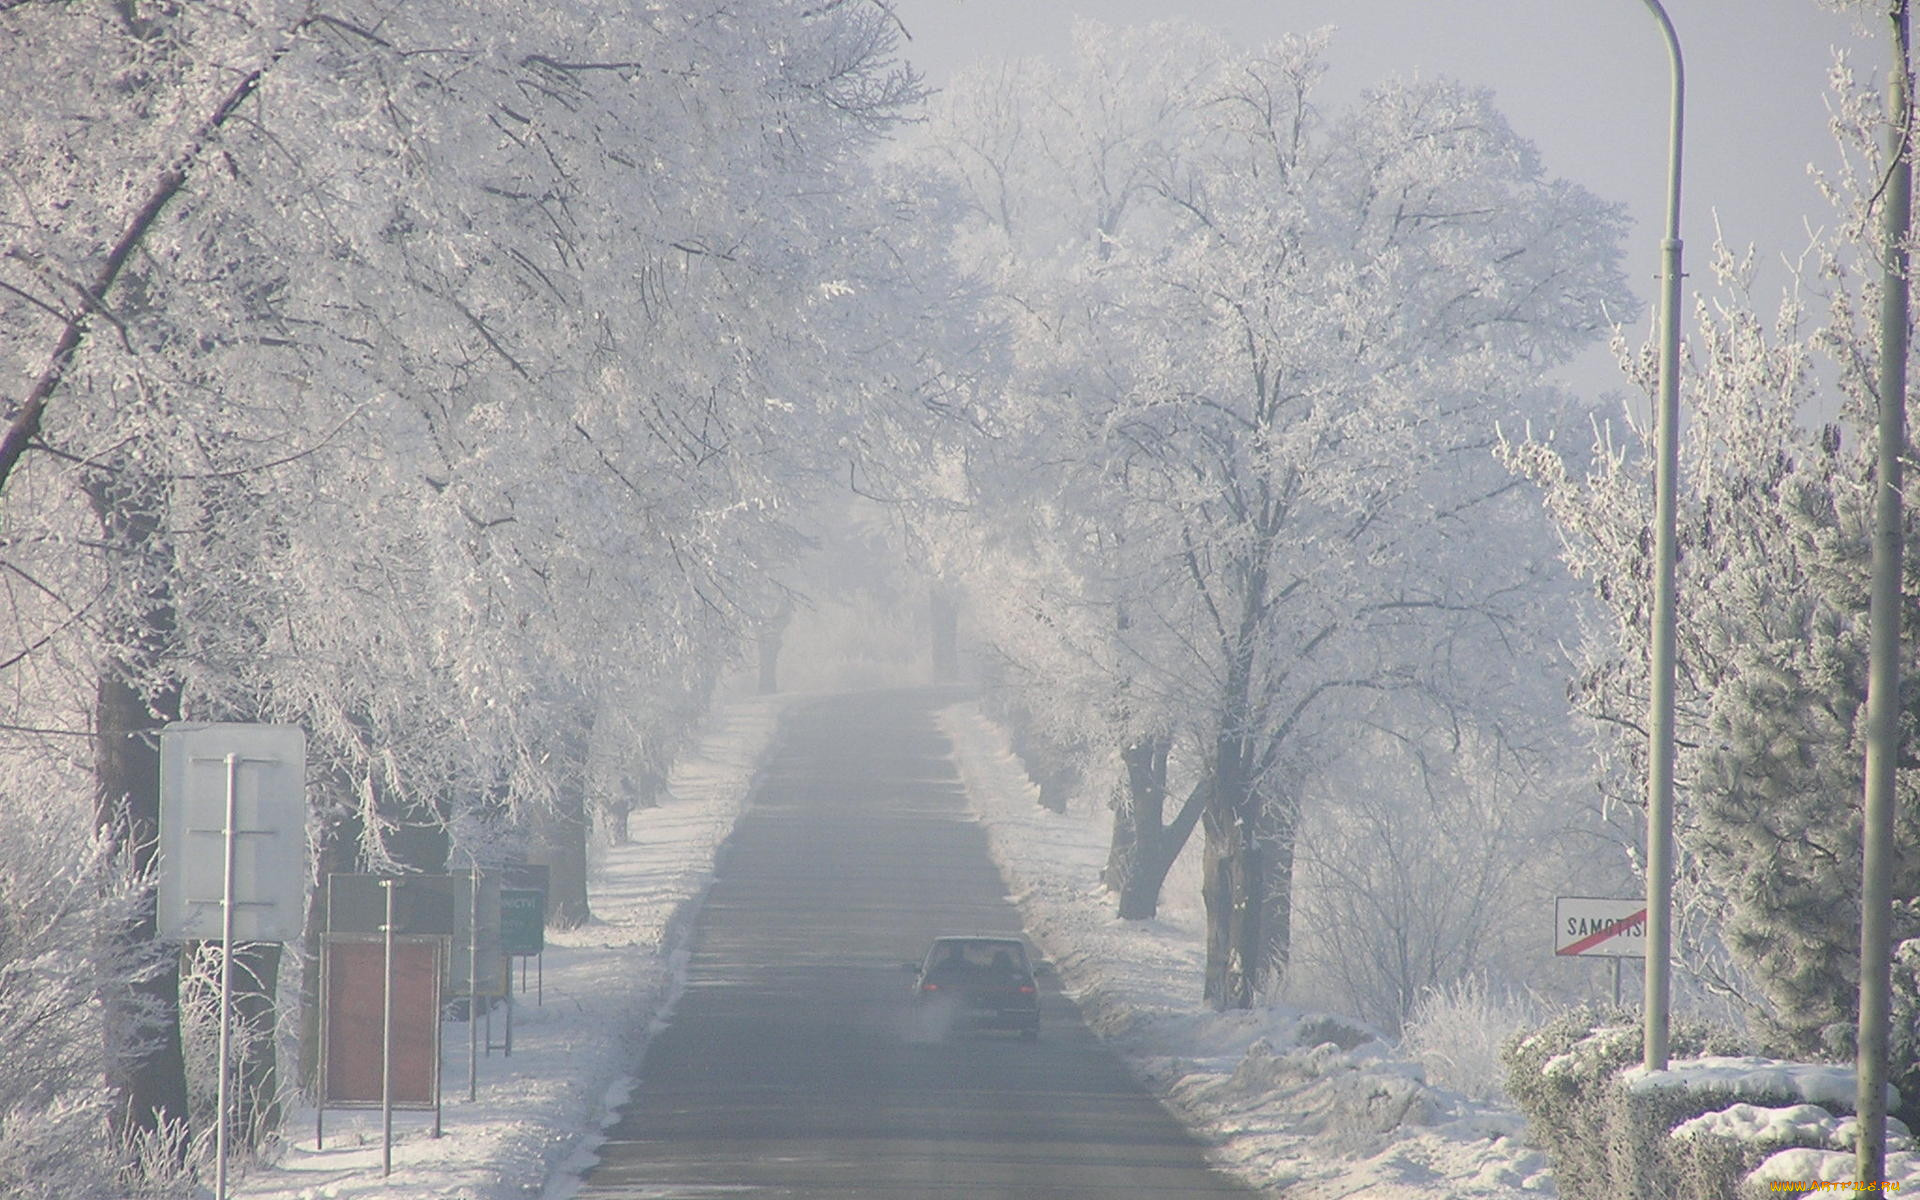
[382,879,396,1178]
[467,861,480,1102]
[156,723,305,1200]
[1636,0,1687,1079]
[318,871,453,1158]
[214,754,238,1200]
[500,862,548,1009]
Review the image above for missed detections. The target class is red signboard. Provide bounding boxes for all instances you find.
[323,936,442,1106]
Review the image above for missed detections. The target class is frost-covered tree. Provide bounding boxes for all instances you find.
[1503,44,1920,1054]
[1293,710,1626,1030]
[895,29,1216,919]
[0,0,938,1170]
[909,20,1631,1007]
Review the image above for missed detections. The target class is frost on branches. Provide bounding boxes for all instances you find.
[0,0,941,1180]
[904,20,1631,1009]
[1502,53,1920,1064]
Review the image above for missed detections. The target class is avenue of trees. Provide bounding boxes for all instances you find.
[897,20,1634,1010]
[911,10,1920,1088]
[0,1,970,1193]
[8,0,1920,1192]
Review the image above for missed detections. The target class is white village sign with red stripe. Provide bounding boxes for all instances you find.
[1555,897,1648,958]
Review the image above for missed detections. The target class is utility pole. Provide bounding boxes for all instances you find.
[1638,0,1685,1074]
[1858,0,1910,1187]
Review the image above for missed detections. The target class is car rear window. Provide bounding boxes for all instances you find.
[926,939,1029,974]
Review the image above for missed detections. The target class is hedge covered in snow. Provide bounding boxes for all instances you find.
[1504,1009,1920,1199]
[1504,1008,1745,1199]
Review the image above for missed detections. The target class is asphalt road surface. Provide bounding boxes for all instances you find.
[575,689,1256,1198]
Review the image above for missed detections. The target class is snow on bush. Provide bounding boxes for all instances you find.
[1636,1062,1912,1200]
[1514,1018,1920,1200]
[1621,1056,1894,1113]
[1744,1147,1920,1196]
[1504,1007,1750,1200]
[1671,1102,1913,1152]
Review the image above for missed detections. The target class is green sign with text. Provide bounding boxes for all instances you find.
[500,887,545,956]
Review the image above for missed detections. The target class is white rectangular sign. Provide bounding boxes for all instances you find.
[156,723,307,942]
[1554,896,1648,958]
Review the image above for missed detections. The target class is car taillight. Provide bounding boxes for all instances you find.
[1018,984,1035,994]
[920,982,939,992]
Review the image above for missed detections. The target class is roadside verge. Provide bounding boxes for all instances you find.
[233,692,795,1200]
[937,697,1558,1199]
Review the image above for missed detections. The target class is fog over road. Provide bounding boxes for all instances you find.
[576,689,1253,1198]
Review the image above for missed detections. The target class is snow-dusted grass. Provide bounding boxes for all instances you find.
[230,692,791,1200]
[1401,977,1540,1105]
[939,698,1558,1198]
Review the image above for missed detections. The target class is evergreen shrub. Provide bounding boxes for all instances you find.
[1502,1006,1749,1200]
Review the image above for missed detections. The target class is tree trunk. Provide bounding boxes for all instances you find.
[88,465,191,1160]
[1202,765,1297,1009]
[541,781,592,928]
[297,773,363,1089]
[96,668,191,1154]
[1114,739,1168,919]
[609,756,666,846]
[380,788,450,874]
[930,586,959,683]
[1201,797,1266,1010]
[1200,564,1292,1009]
[1258,796,1299,999]
[1202,705,1271,1009]
[530,706,595,930]
[757,626,781,694]
[606,791,632,845]
[225,941,283,1149]
[587,703,629,845]
[1107,738,1210,921]
[1102,774,1137,893]
[1116,858,1167,921]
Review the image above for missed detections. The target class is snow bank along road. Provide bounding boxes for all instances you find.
[574,688,1252,1198]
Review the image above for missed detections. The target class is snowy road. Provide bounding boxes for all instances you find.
[575,689,1251,1198]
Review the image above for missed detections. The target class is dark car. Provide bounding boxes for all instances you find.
[905,935,1044,1040]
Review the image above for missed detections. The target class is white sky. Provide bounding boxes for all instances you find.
[889,0,1881,400]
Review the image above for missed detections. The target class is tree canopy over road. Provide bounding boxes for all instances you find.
[5,3,1918,1194]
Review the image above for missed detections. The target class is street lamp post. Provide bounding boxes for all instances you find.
[1857,4,1910,1186]
[1637,0,1684,1075]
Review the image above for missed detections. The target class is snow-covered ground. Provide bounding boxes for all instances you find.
[231,692,793,1200]
[230,689,1555,1200]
